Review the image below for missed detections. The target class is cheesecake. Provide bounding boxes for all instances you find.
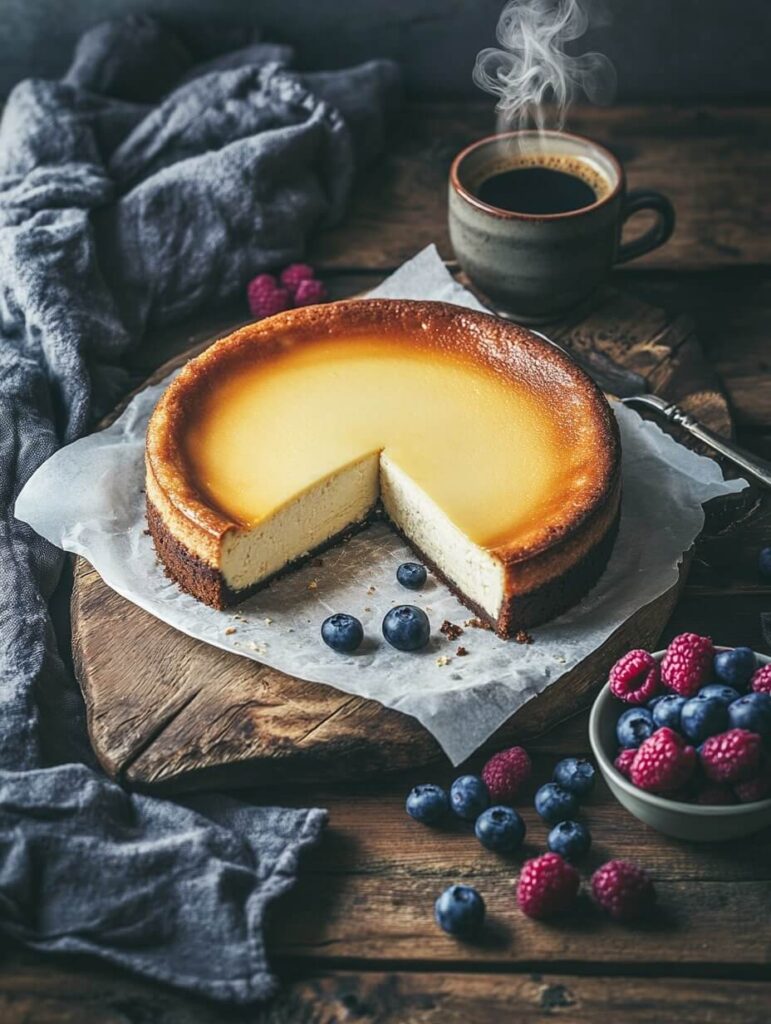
[145,299,621,637]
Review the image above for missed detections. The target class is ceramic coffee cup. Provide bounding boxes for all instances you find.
[448,129,675,322]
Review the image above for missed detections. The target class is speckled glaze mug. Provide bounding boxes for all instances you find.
[449,129,675,323]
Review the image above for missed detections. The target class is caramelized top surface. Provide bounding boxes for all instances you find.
[148,300,620,558]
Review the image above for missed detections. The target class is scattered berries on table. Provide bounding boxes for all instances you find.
[294,277,328,306]
[382,605,430,651]
[613,748,637,778]
[680,696,728,744]
[616,707,656,748]
[699,729,761,783]
[591,860,655,921]
[482,746,532,803]
[396,562,428,590]
[609,649,660,704]
[751,664,771,695]
[247,273,291,319]
[630,727,696,794]
[697,683,742,706]
[714,647,756,688]
[405,783,449,824]
[758,546,771,580]
[279,262,315,293]
[651,693,686,731]
[547,819,592,862]
[449,775,490,821]
[660,633,714,697]
[727,692,771,739]
[434,884,485,938]
[320,613,363,653]
[553,757,596,798]
[475,805,526,852]
[516,852,580,919]
[534,782,579,824]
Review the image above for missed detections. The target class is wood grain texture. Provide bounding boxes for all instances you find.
[70,276,723,792]
[309,103,771,273]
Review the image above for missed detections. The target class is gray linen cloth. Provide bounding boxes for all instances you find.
[0,15,399,1003]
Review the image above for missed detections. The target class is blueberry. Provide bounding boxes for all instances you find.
[406,783,449,825]
[396,562,427,590]
[475,805,526,852]
[320,613,363,653]
[553,757,596,797]
[714,647,756,688]
[534,782,578,824]
[547,819,592,862]
[382,604,430,651]
[680,696,728,743]
[728,693,771,739]
[651,694,686,731]
[759,547,771,580]
[616,707,655,749]
[697,683,742,706]
[450,775,490,820]
[434,884,485,938]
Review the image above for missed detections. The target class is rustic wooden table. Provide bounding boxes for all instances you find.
[3,102,771,1022]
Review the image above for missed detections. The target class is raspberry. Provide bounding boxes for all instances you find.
[751,664,771,695]
[481,746,532,803]
[279,262,315,294]
[660,633,714,697]
[247,274,291,319]
[591,860,655,921]
[294,277,327,307]
[695,783,735,805]
[733,774,771,803]
[516,853,579,919]
[630,727,696,793]
[608,649,661,704]
[699,729,761,783]
[613,748,637,778]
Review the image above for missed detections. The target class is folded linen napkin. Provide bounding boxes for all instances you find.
[0,14,399,1002]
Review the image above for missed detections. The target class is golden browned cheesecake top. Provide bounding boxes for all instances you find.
[146,299,620,561]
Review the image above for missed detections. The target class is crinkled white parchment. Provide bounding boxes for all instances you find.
[16,246,748,764]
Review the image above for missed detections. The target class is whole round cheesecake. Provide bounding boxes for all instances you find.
[146,299,621,637]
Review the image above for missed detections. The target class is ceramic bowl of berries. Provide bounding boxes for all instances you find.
[589,636,771,841]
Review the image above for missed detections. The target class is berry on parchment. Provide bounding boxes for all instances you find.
[279,262,315,293]
[247,273,291,319]
[294,277,328,306]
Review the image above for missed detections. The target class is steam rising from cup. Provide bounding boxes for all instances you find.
[473,0,616,133]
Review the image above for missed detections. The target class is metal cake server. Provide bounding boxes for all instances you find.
[529,329,771,489]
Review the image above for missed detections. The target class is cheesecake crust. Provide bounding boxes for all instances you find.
[145,299,622,634]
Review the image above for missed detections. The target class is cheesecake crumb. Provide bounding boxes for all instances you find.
[456,646,469,657]
[465,617,492,631]
[440,620,463,641]
[363,606,371,613]
[514,629,534,645]
[224,627,237,636]
[142,528,150,536]
[263,617,273,625]
[367,585,377,595]
[308,580,318,590]
[435,655,452,667]
[248,640,268,653]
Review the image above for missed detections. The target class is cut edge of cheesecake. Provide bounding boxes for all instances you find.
[145,299,622,637]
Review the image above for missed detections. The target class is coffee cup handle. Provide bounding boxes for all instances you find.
[616,189,676,265]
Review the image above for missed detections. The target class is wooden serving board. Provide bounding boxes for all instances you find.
[72,283,735,793]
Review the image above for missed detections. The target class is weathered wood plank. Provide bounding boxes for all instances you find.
[309,103,771,273]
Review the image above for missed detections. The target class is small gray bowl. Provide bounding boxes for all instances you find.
[589,648,771,842]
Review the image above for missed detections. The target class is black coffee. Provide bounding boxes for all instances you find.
[476,165,599,215]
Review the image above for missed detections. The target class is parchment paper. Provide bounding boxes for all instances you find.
[16,246,748,764]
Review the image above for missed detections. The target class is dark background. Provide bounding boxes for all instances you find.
[1,0,770,100]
